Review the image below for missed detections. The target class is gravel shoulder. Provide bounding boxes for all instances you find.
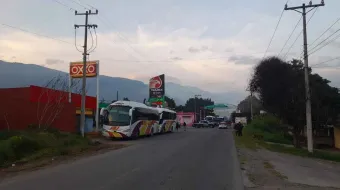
[237,146,340,190]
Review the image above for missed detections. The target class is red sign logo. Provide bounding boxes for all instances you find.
[149,76,162,89]
[70,61,97,78]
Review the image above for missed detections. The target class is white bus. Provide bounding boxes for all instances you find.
[101,101,160,139]
[156,108,177,133]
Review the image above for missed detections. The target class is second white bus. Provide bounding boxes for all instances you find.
[157,108,177,133]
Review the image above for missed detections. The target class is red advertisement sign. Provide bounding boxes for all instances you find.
[70,61,97,78]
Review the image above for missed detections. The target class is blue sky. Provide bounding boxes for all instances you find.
[1,0,340,102]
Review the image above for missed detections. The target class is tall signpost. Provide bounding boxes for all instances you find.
[69,60,100,134]
[149,74,165,107]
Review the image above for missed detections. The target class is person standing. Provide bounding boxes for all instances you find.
[176,121,180,132]
[183,122,187,131]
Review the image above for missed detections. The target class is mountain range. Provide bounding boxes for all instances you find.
[0,60,243,105]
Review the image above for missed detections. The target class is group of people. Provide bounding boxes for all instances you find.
[176,121,186,131]
[234,122,244,136]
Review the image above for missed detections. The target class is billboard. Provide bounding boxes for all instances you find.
[149,74,165,99]
[70,61,97,78]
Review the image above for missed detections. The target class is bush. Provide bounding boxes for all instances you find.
[245,114,293,145]
[0,130,91,167]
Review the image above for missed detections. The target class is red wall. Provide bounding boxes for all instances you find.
[0,87,77,132]
[29,85,97,109]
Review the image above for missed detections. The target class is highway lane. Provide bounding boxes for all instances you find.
[0,128,244,190]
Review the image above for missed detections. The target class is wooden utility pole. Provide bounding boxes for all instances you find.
[75,10,98,137]
[284,0,325,153]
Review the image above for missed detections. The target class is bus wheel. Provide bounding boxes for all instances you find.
[132,130,139,140]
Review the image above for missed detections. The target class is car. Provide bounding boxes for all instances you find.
[218,122,228,129]
[199,120,210,128]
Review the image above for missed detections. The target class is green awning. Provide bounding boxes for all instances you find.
[99,103,110,109]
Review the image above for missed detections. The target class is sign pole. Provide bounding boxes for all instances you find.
[95,62,100,132]
[68,71,72,103]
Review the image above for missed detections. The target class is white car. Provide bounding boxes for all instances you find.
[218,122,228,129]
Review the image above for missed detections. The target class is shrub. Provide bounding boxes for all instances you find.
[245,114,293,145]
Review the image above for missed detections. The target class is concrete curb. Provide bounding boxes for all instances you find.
[230,131,245,190]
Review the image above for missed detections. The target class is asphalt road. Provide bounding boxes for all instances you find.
[0,128,244,190]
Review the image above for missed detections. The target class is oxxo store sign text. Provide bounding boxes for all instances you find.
[70,61,97,78]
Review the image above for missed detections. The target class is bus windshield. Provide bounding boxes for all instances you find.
[107,105,132,126]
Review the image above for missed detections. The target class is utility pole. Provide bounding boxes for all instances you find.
[284,0,325,153]
[75,9,98,137]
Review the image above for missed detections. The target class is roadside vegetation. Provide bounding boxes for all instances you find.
[0,127,109,168]
[234,115,340,163]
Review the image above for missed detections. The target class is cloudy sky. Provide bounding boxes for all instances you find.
[1,0,340,101]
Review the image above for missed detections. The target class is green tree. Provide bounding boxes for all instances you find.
[164,96,176,109]
[249,57,340,147]
[237,95,263,115]
[183,97,215,119]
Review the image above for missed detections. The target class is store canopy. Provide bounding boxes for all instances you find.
[204,104,229,110]
[99,103,110,109]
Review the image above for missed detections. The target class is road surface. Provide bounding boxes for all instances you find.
[0,128,244,190]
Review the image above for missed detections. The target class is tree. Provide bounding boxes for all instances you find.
[237,95,263,115]
[164,96,176,109]
[249,57,340,147]
[37,74,82,129]
[183,97,215,117]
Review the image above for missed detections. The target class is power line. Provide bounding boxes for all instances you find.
[311,56,340,68]
[67,0,89,10]
[74,29,83,52]
[2,24,73,45]
[283,7,318,59]
[308,28,340,54]
[262,6,285,59]
[278,15,302,57]
[308,31,340,56]
[88,27,98,53]
[309,17,340,48]
[96,15,151,61]
[52,0,76,11]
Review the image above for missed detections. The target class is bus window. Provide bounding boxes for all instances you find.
[132,108,159,123]
[107,106,131,126]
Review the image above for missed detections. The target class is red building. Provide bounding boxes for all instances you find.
[0,85,96,132]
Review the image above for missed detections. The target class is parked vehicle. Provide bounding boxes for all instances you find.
[218,122,228,129]
[193,120,209,128]
[156,108,177,133]
[101,101,160,139]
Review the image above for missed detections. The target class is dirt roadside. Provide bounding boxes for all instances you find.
[238,147,340,190]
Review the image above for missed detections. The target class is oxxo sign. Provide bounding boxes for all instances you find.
[70,61,97,78]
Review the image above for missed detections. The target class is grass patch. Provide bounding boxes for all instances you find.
[264,143,340,162]
[233,131,261,150]
[234,128,340,163]
[0,130,94,168]
[244,115,293,145]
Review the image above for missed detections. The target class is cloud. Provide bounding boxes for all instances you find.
[188,46,210,53]
[45,58,65,65]
[170,57,183,61]
[228,55,260,65]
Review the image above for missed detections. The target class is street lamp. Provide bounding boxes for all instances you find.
[194,94,201,122]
